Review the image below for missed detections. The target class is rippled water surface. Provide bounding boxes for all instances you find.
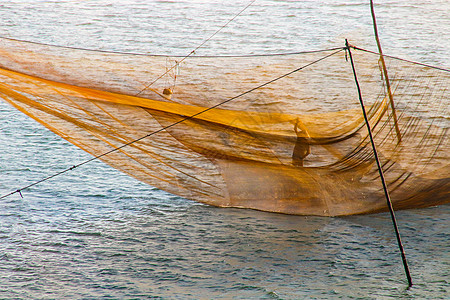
[0,0,449,299]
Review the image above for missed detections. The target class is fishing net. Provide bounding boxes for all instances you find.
[0,37,448,216]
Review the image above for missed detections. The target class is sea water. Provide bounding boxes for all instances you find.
[0,0,449,298]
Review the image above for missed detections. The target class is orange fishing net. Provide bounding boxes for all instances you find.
[0,37,448,216]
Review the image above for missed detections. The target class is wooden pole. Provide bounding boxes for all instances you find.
[346,39,412,287]
[370,0,402,143]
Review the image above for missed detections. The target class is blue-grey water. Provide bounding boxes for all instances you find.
[0,0,449,299]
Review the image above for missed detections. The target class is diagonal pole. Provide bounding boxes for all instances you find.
[370,0,402,143]
[346,39,412,288]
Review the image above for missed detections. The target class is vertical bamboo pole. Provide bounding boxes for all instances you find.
[346,39,412,287]
[370,0,402,143]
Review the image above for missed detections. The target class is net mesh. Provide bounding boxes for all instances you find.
[0,37,448,216]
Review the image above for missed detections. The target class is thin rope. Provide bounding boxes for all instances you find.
[0,48,344,200]
[2,34,446,72]
[351,45,450,73]
[0,35,343,58]
[135,0,257,96]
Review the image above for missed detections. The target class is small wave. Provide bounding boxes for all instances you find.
[46,229,102,237]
